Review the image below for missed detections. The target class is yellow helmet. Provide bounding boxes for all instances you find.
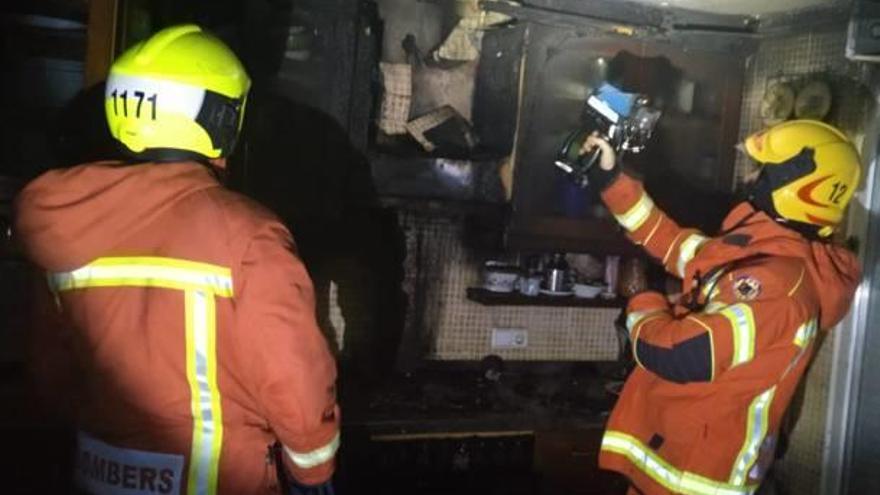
[743,119,861,238]
[105,24,251,160]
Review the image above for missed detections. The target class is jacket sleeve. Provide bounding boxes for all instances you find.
[233,222,339,486]
[625,291,762,383]
[26,266,79,418]
[600,172,710,279]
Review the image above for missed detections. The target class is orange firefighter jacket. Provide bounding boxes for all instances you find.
[596,172,860,495]
[15,161,340,495]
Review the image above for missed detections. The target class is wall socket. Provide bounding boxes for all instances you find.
[491,328,528,349]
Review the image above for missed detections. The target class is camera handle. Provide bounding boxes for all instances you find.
[554,129,606,188]
[579,147,602,172]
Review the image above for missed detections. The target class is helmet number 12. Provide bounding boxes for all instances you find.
[110,90,158,120]
[829,182,848,205]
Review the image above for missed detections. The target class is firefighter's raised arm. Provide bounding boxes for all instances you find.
[581,134,709,280]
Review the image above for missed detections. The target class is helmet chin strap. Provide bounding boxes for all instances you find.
[743,168,778,218]
[739,150,827,241]
[744,181,824,241]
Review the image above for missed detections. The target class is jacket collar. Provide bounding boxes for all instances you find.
[685,202,809,282]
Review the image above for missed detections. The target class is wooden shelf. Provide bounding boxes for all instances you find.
[466,288,626,308]
[369,152,507,204]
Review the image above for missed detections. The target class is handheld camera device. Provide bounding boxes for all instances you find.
[555,83,662,187]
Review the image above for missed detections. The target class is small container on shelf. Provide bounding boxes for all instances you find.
[603,255,621,300]
[567,253,607,299]
[483,261,520,293]
[542,253,572,295]
[518,274,542,296]
[517,254,543,296]
[573,283,604,299]
[467,253,626,308]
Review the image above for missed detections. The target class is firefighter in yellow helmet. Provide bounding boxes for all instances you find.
[579,120,861,495]
[16,25,339,494]
[104,24,249,161]
[742,119,861,238]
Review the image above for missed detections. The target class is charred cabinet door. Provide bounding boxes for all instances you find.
[273,0,378,152]
[508,23,745,253]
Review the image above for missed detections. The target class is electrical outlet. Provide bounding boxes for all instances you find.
[491,328,528,349]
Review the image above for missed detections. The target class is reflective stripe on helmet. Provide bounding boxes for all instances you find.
[106,73,206,121]
[105,72,218,156]
[601,431,758,495]
[49,257,232,495]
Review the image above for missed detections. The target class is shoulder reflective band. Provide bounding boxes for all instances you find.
[712,303,756,368]
[615,192,655,232]
[49,256,233,495]
[48,256,233,297]
[601,431,757,495]
[677,234,709,278]
[284,432,341,469]
[729,387,777,486]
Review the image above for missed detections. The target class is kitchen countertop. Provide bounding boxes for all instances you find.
[340,363,622,436]
[347,408,609,437]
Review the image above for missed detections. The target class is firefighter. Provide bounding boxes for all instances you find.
[15,25,338,494]
[580,119,861,495]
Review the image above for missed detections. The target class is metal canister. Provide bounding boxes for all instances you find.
[544,253,570,292]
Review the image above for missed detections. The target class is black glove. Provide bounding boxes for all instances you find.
[586,160,622,192]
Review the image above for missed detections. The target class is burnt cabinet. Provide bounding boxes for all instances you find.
[534,428,628,494]
[508,23,745,254]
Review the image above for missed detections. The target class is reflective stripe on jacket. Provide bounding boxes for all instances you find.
[596,172,860,495]
[16,161,340,494]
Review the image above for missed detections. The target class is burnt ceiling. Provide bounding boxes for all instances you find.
[626,0,848,17]
[482,0,853,39]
